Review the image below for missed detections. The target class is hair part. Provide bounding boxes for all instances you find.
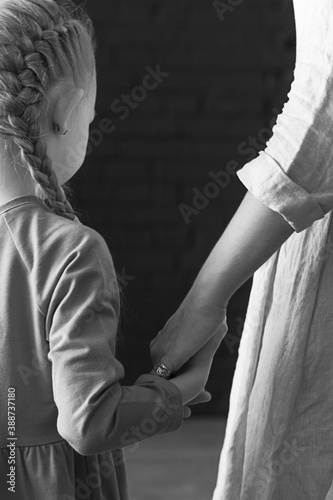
[0,0,96,222]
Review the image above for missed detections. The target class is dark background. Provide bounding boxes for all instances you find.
[72,0,295,415]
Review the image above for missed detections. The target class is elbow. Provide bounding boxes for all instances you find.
[57,418,121,456]
[58,424,93,456]
[57,420,107,456]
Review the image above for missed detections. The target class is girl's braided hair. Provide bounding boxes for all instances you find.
[0,0,96,222]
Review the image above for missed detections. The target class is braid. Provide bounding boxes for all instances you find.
[0,0,95,223]
[2,46,77,221]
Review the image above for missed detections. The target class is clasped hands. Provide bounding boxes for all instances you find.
[150,297,228,418]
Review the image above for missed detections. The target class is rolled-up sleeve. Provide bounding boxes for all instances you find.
[236,150,326,233]
[236,5,333,233]
[46,228,183,456]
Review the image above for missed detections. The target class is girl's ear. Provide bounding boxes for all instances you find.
[51,83,85,135]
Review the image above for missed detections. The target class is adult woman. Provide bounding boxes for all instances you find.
[151,1,333,498]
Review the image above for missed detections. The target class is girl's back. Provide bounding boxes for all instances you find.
[0,195,130,498]
[0,1,186,498]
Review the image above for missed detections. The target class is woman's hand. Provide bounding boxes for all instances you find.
[168,327,226,405]
[150,297,228,374]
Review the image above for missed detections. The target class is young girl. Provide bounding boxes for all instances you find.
[0,1,224,498]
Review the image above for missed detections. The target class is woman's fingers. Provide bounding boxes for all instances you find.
[183,390,212,418]
[186,328,225,370]
[183,406,192,418]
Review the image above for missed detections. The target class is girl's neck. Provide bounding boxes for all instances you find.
[0,164,38,206]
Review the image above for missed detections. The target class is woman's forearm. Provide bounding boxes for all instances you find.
[151,190,295,372]
[187,190,295,309]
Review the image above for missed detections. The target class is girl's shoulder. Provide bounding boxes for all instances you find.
[42,215,114,269]
[33,213,118,308]
[10,204,116,278]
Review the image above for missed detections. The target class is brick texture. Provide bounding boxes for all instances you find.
[72,0,296,414]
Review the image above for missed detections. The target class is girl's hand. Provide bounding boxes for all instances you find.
[150,298,228,374]
[169,327,225,405]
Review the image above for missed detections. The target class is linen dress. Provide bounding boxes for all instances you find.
[213,1,333,499]
[0,195,183,500]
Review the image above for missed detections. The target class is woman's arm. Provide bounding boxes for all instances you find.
[150,189,295,373]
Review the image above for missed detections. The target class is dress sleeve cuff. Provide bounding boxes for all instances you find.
[236,151,325,233]
[135,374,184,433]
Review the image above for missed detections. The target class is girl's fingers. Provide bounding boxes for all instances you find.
[187,390,212,406]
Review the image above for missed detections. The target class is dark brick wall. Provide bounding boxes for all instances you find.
[72,0,295,414]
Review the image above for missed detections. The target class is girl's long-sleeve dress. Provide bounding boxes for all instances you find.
[213,1,333,499]
[0,195,183,500]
